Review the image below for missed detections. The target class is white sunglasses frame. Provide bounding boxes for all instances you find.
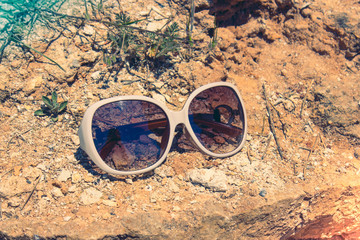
[78,82,247,175]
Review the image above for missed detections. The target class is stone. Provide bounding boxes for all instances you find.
[186,168,228,192]
[154,165,175,178]
[147,21,167,32]
[24,75,43,94]
[83,174,95,183]
[83,25,95,36]
[264,27,282,41]
[180,88,188,95]
[71,135,80,145]
[0,176,33,197]
[153,81,164,89]
[51,187,64,199]
[195,0,211,9]
[172,206,181,212]
[259,189,267,197]
[91,71,102,81]
[80,188,103,205]
[70,59,81,69]
[167,179,180,193]
[178,96,186,103]
[144,185,153,191]
[67,25,77,34]
[57,169,72,182]
[71,173,82,183]
[68,185,77,193]
[125,178,133,184]
[152,93,166,103]
[80,51,100,64]
[102,200,118,207]
[227,164,237,172]
[66,155,77,164]
[36,163,48,172]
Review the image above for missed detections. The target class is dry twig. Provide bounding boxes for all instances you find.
[300,79,315,118]
[302,134,319,180]
[261,134,273,160]
[0,199,2,219]
[247,146,253,165]
[7,128,34,148]
[21,175,41,211]
[261,115,266,136]
[269,100,288,138]
[318,132,327,149]
[293,162,298,176]
[262,83,284,160]
[306,135,319,162]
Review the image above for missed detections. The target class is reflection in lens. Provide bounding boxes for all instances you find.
[91,100,170,171]
[188,86,245,154]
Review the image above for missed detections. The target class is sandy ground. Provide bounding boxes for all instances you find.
[0,0,360,239]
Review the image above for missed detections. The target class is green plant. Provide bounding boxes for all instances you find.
[103,12,142,65]
[111,13,139,53]
[104,11,181,67]
[83,0,106,20]
[146,22,180,59]
[208,22,218,52]
[0,0,65,70]
[0,0,192,73]
[186,0,195,54]
[34,91,68,122]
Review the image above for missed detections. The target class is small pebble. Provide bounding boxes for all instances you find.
[259,189,267,197]
[83,25,95,36]
[68,185,77,193]
[71,135,80,145]
[173,206,181,212]
[103,200,117,207]
[145,185,152,191]
[80,187,103,205]
[71,173,82,183]
[57,169,72,182]
[51,187,64,199]
[91,71,102,81]
[125,178,133,184]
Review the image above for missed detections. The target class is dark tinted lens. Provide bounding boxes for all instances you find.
[92,100,170,171]
[188,86,245,154]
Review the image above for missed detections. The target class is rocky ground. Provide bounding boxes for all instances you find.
[0,0,360,239]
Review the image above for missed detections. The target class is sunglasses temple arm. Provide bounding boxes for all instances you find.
[99,139,117,159]
[95,117,241,147]
[132,118,242,138]
[124,118,242,137]
[94,117,169,130]
[193,119,242,138]
[97,119,169,154]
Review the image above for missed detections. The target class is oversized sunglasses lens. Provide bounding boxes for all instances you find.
[188,86,245,154]
[91,100,170,172]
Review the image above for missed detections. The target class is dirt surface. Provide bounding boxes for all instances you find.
[0,0,360,239]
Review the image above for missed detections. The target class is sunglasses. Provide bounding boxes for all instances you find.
[78,82,247,175]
